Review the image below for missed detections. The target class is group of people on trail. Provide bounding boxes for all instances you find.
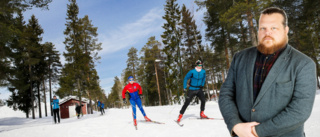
[50,96,106,121]
[121,60,207,126]
[97,100,105,115]
[121,7,317,136]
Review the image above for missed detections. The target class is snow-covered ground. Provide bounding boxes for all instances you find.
[0,92,319,137]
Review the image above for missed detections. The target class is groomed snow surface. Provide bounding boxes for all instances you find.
[1,91,319,137]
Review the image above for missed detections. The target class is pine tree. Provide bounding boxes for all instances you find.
[58,0,103,113]
[137,36,167,106]
[161,0,183,103]
[180,4,203,70]
[107,76,122,108]
[7,13,44,119]
[58,0,84,103]
[0,0,51,87]
[126,47,139,79]
[195,0,231,82]
[79,15,102,114]
[25,14,44,118]
[43,42,61,116]
[6,13,34,118]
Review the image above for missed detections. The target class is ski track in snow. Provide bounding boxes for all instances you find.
[0,92,319,137]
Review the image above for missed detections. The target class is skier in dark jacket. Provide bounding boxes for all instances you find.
[122,76,151,126]
[101,103,105,114]
[51,95,60,124]
[75,103,83,119]
[176,60,208,123]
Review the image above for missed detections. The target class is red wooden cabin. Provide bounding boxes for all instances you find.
[59,96,88,119]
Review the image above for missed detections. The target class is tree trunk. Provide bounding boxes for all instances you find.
[246,2,258,47]
[77,79,83,116]
[214,74,219,100]
[49,65,53,116]
[155,62,162,106]
[211,73,216,101]
[206,81,210,100]
[89,99,93,114]
[239,19,248,48]
[227,32,234,58]
[29,64,35,119]
[37,83,42,118]
[222,27,230,69]
[221,69,225,83]
[26,108,29,118]
[163,68,171,105]
[43,80,47,117]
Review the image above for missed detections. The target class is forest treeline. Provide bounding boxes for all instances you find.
[1,0,319,114]
[106,0,320,108]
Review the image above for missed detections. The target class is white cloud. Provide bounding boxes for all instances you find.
[99,8,164,55]
[99,77,115,95]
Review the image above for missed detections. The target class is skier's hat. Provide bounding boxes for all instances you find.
[128,76,134,80]
[195,60,202,66]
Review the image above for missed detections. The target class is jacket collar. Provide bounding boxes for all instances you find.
[246,44,292,106]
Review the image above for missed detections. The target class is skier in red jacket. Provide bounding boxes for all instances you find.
[122,76,151,126]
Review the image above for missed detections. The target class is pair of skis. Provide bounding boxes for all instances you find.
[132,117,224,129]
[175,117,224,127]
[133,120,165,130]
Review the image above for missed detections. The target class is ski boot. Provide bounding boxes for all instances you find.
[177,114,183,122]
[133,119,137,126]
[200,111,208,119]
[144,116,151,122]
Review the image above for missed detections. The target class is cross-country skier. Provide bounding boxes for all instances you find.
[51,95,60,124]
[122,76,151,126]
[97,100,101,112]
[75,103,82,119]
[176,60,208,123]
[101,103,105,115]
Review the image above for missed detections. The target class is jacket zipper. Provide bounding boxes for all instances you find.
[198,71,200,87]
[131,84,136,99]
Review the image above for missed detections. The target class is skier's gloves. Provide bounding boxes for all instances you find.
[139,95,144,99]
[183,88,187,93]
[123,99,127,104]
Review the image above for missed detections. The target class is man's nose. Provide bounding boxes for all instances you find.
[265,29,272,35]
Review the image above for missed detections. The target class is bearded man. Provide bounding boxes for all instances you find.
[219,7,316,137]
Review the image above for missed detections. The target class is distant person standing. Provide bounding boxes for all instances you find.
[122,76,151,126]
[51,95,60,124]
[176,60,207,123]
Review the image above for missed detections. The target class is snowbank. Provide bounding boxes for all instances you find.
[0,94,319,137]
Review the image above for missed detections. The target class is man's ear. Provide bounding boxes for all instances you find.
[285,26,289,35]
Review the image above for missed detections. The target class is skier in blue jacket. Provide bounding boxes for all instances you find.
[97,100,101,112]
[101,103,105,115]
[176,60,208,123]
[51,95,60,124]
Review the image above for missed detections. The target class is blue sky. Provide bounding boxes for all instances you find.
[0,0,206,99]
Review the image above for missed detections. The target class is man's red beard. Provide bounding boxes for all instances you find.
[257,35,288,54]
